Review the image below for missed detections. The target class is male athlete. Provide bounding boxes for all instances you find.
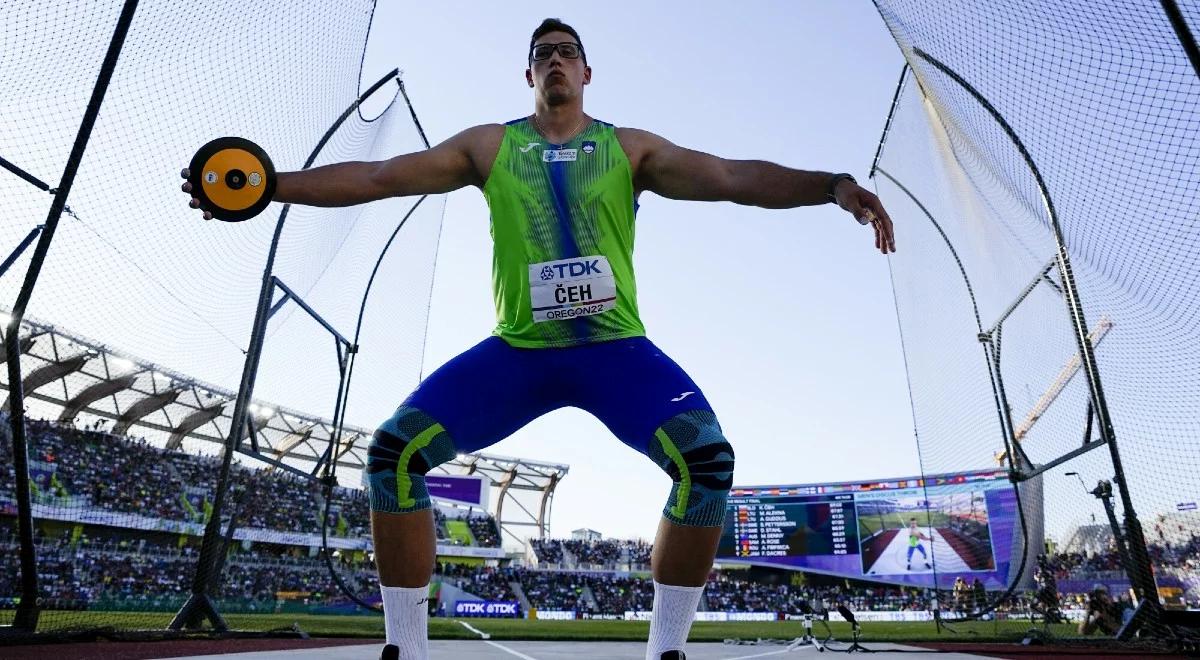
[907,517,933,570]
[183,18,895,660]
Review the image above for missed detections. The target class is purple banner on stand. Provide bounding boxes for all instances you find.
[426,474,488,508]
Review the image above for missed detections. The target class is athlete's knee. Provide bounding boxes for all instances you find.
[367,405,457,514]
[649,409,735,527]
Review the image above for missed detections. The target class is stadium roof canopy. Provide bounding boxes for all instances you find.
[1,311,569,540]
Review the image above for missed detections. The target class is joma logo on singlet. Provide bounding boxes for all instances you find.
[539,259,603,281]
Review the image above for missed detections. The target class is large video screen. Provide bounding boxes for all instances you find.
[717,469,1022,589]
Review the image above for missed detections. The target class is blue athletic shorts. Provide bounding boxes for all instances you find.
[404,335,715,455]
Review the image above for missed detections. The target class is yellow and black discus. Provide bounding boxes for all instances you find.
[187,137,276,222]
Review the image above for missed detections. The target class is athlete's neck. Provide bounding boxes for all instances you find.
[531,105,590,144]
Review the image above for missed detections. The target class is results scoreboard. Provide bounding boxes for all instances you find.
[716,469,1027,590]
[729,493,858,558]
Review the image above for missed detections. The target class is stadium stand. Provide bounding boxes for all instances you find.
[5,417,1200,619]
[530,538,564,565]
[586,574,654,614]
[518,570,590,611]
[437,562,519,602]
[5,518,1196,616]
[444,519,474,546]
[0,529,367,612]
[0,417,500,545]
[467,513,502,548]
[529,537,653,569]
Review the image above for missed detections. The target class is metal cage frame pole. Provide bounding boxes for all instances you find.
[872,166,1036,615]
[872,68,1037,614]
[1161,0,1200,79]
[910,47,1163,628]
[169,69,402,632]
[869,66,1038,618]
[315,199,431,611]
[0,227,45,281]
[168,201,285,632]
[1,0,140,634]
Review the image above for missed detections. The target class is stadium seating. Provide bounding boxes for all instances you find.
[4,524,1195,615]
[529,537,651,569]
[0,418,500,545]
[467,514,502,548]
[438,562,518,602]
[4,417,1200,616]
[445,519,474,546]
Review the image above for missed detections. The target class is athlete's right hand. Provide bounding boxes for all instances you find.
[179,168,213,221]
[833,179,895,255]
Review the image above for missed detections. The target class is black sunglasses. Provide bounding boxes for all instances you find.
[529,42,585,62]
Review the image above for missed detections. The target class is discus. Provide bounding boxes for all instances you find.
[186,137,276,222]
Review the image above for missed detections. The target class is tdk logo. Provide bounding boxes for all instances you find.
[455,601,518,616]
[540,259,603,281]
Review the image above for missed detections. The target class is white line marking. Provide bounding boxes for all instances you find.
[725,647,813,659]
[484,640,541,660]
[455,619,490,639]
[454,621,540,659]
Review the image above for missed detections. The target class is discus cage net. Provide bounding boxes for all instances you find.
[3,0,1199,647]
[871,0,1199,645]
[0,0,450,638]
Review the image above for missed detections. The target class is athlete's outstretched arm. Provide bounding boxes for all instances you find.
[183,125,496,218]
[620,128,895,254]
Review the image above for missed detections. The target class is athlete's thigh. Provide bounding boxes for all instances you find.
[573,336,716,452]
[402,336,561,453]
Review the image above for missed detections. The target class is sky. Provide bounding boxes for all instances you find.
[355,1,919,543]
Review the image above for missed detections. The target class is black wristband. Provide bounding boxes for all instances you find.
[825,173,856,203]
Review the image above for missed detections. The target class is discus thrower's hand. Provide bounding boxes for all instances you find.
[179,168,213,221]
[833,179,895,255]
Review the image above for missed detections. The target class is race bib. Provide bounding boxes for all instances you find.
[529,256,617,323]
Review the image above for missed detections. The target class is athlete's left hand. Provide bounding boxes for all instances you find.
[834,180,895,255]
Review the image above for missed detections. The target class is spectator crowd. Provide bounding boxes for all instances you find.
[5,524,1200,617]
[531,537,652,568]
[0,529,366,610]
[0,418,500,547]
[4,417,1200,621]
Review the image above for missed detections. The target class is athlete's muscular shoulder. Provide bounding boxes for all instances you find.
[457,123,506,187]
[614,127,658,184]
[615,126,735,201]
[373,123,504,195]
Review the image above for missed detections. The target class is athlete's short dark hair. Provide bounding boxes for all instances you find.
[529,18,586,64]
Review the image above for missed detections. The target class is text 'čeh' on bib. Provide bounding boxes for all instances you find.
[529,255,617,323]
